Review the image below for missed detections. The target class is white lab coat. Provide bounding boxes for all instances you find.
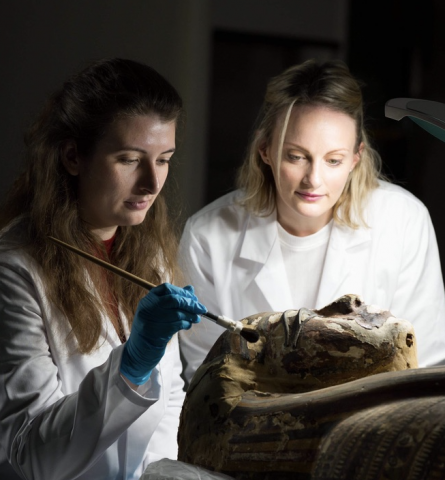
[0,226,185,480]
[179,181,445,383]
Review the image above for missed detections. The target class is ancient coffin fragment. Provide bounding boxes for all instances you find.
[178,294,420,478]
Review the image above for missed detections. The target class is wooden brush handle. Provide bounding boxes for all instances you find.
[47,236,156,290]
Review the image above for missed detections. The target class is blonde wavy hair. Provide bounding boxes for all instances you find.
[0,58,184,354]
[237,59,384,228]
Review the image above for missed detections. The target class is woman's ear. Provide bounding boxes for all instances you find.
[352,142,364,170]
[61,140,80,176]
[258,141,271,165]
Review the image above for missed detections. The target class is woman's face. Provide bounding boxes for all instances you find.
[260,105,361,236]
[64,114,175,240]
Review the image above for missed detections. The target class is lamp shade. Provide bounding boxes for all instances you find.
[385,98,445,142]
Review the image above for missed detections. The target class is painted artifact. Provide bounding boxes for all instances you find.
[178,294,445,479]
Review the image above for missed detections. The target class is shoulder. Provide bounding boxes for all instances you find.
[0,244,39,290]
[0,228,29,266]
[0,220,41,283]
[183,190,249,235]
[368,180,429,218]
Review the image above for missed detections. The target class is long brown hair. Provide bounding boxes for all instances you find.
[0,58,184,353]
[237,59,384,228]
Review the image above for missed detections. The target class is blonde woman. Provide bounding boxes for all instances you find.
[0,58,206,479]
[179,59,445,383]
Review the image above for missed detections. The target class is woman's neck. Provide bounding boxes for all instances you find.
[102,234,116,257]
[277,210,333,237]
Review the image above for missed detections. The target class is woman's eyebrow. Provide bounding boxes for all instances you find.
[284,143,349,155]
[326,148,349,154]
[283,142,310,154]
[117,146,176,154]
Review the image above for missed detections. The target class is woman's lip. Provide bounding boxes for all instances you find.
[296,192,325,201]
[124,200,149,210]
[297,192,324,197]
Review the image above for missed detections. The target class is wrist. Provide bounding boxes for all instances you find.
[120,373,142,391]
[120,340,166,385]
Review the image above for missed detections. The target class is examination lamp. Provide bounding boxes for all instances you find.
[385,98,445,143]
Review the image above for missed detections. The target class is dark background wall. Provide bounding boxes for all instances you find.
[2,0,445,269]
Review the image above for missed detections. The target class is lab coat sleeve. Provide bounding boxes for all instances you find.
[145,334,185,462]
[0,258,160,480]
[178,220,226,386]
[390,202,445,367]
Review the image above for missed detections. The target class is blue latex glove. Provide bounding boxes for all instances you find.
[120,283,207,385]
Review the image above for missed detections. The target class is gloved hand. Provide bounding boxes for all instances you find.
[120,283,207,385]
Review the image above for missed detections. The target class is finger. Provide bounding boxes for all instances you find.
[171,310,201,326]
[175,284,200,301]
[150,282,184,297]
[167,294,207,314]
[145,283,203,305]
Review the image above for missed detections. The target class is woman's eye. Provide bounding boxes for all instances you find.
[327,158,342,166]
[120,158,139,165]
[287,153,306,162]
[157,157,171,166]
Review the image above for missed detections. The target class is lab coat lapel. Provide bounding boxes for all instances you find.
[315,222,371,308]
[84,272,128,348]
[239,212,293,312]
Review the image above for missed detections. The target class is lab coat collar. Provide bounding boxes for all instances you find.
[240,210,292,311]
[239,210,372,312]
[315,222,371,308]
[83,270,130,348]
[240,210,278,264]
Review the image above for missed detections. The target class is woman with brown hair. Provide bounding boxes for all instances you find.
[179,59,445,383]
[0,58,206,479]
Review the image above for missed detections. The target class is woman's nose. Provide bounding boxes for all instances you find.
[303,161,322,188]
[139,162,160,194]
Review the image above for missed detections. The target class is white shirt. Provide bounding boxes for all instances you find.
[278,219,332,308]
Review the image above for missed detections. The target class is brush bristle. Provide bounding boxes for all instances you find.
[240,328,260,343]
